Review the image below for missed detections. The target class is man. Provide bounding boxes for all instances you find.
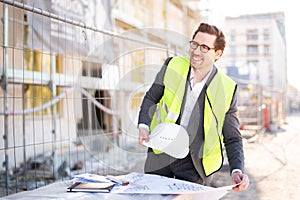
[138,22,249,191]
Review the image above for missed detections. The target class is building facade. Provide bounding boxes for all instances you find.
[222,12,287,130]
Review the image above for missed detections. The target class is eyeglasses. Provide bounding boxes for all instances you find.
[189,40,215,53]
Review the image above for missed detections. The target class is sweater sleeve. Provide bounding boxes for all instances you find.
[222,86,245,174]
[137,57,172,127]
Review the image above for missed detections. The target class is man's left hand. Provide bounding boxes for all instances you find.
[231,171,249,191]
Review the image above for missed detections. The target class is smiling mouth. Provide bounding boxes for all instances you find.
[191,55,202,63]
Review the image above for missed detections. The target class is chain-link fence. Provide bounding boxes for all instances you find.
[0,0,191,196]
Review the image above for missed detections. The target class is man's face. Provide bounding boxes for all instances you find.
[189,32,222,71]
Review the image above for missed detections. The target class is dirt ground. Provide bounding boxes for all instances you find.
[211,113,300,200]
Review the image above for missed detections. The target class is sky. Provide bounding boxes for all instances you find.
[200,0,299,90]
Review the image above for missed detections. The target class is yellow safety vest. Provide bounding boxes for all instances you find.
[150,56,237,176]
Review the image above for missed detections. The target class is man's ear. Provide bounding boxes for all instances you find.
[215,50,223,60]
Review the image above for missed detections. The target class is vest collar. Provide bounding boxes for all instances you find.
[204,65,218,87]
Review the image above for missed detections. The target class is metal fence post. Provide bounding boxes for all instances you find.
[2,3,10,195]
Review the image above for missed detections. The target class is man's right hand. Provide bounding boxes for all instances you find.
[138,127,150,146]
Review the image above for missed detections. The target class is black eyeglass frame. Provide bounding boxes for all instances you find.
[189,40,215,53]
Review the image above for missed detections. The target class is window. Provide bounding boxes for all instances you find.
[24,51,62,116]
[247,60,258,67]
[247,29,258,40]
[247,60,259,80]
[131,50,145,82]
[264,45,270,55]
[230,30,236,42]
[229,45,236,55]
[263,28,270,41]
[78,63,111,134]
[247,45,258,55]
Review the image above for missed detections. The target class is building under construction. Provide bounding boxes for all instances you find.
[0,0,289,197]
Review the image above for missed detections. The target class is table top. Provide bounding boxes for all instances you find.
[0,173,230,200]
[0,180,179,200]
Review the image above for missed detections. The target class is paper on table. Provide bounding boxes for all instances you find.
[187,183,240,200]
[72,173,112,183]
[211,184,238,191]
[111,173,236,195]
[69,173,238,199]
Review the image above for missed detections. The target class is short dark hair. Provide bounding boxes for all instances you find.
[192,22,226,52]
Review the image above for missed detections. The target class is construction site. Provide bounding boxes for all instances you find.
[0,0,299,199]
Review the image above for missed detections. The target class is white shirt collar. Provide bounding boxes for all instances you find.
[189,67,212,86]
